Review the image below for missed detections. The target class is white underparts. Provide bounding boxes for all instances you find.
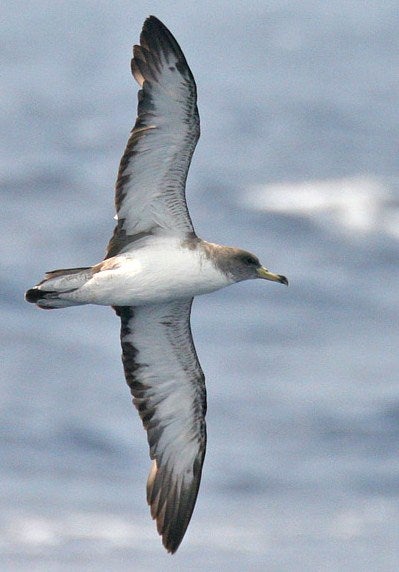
[42,238,233,307]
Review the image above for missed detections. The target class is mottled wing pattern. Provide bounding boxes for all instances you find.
[114,300,207,553]
[106,16,200,258]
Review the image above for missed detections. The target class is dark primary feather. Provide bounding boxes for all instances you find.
[114,300,207,553]
[106,16,200,259]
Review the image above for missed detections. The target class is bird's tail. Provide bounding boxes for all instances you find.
[25,267,92,309]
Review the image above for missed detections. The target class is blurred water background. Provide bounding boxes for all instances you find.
[2,1,399,570]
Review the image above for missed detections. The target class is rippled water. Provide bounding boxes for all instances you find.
[2,2,399,570]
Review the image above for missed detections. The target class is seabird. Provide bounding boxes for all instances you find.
[25,16,288,553]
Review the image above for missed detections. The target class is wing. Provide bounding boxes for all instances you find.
[106,16,200,259]
[114,300,207,553]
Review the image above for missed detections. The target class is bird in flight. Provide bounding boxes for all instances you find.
[25,16,288,553]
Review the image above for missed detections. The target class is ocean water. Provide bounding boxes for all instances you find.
[2,1,399,570]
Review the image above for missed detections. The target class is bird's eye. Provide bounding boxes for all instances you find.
[244,256,258,266]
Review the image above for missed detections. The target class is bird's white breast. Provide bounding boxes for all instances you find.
[72,237,232,306]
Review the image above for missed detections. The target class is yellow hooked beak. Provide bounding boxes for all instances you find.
[257,266,288,286]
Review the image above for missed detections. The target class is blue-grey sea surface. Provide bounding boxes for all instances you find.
[2,1,399,570]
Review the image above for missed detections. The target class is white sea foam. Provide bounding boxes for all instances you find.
[2,511,268,554]
[246,176,399,239]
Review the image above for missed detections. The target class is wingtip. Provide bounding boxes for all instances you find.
[163,537,182,555]
[141,15,168,38]
[144,15,166,28]
[145,455,205,554]
[139,15,184,62]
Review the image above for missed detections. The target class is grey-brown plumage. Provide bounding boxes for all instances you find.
[106,15,200,260]
[24,15,288,554]
[109,16,206,553]
[115,301,206,553]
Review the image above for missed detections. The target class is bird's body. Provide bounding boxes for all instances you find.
[25,16,287,553]
[33,237,237,308]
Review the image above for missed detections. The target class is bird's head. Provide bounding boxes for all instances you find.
[228,249,288,285]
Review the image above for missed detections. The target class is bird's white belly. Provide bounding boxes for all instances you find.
[69,244,231,306]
